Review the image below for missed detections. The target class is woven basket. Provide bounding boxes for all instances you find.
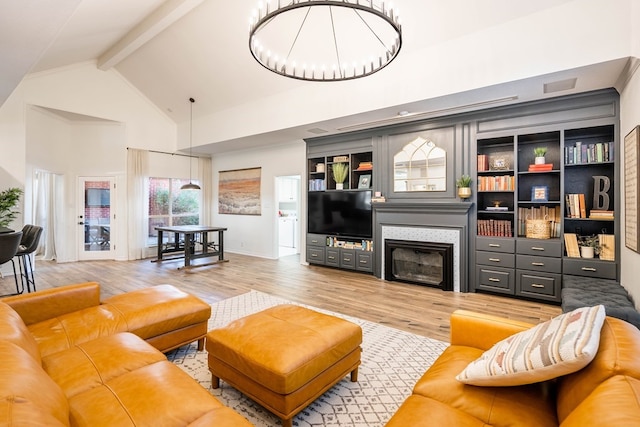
[525,216,551,239]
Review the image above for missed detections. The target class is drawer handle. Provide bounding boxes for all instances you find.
[531,262,545,266]
[360,260,368,264]
[489,258,501,262]
[531,284,545,288]
[489,244,501,248]
[531,247,545,251]
[328,256,335,260]
[488,277,501,282]
[344,257,351,262]
[311,239,318,243]
[311,253,318,258]
[581,267,597,272]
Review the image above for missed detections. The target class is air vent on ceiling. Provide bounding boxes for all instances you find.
[543,78,577,94]
[307,127,329,134]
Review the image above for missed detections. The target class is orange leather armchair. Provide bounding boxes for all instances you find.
[386,310,640,426]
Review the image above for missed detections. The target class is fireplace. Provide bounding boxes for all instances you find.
[385,239,454,291]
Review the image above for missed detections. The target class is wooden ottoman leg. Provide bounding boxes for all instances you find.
[197,337,205,351]
[281,417,293,427]
[350,367,359,382]
[211,374,220,389]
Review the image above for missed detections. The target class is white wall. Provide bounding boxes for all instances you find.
[619,1,640,307]
[0,62,181,264]
[211,142,306,259]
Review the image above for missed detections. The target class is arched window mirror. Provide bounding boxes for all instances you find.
[394,136,447,192]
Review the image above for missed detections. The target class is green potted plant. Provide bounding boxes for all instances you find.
[0,187,23,229]
[332,162,349,189]
[456,175,472,199]
[533,147,547,165]
[578,235,600,258]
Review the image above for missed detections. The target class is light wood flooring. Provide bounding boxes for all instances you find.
[2,253,562,342]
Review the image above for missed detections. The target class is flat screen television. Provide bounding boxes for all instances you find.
[308,191,372,238]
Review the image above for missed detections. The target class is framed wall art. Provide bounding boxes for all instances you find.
[625,125,639,253]
[218,167,262,215]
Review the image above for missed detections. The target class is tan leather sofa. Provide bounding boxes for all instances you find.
[0,282,252,426]
[386,310,640,426]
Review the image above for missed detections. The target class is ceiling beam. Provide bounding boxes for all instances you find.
[97,0,204,70]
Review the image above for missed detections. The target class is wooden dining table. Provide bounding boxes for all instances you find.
[153,225,228,269]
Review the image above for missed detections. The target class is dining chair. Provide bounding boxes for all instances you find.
[13,225,43,293]
[0,231,24,295]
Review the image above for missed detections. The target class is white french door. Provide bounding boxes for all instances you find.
[78,177,115,260]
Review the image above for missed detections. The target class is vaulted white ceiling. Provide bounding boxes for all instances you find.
[1,0,635,154]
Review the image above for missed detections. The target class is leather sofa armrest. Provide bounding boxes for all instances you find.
[2,282,101,325]
[450,309,534,350]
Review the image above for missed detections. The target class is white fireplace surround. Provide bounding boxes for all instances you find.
[381,225,461,292]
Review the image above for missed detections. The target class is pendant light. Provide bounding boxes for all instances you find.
[181,97,201,190]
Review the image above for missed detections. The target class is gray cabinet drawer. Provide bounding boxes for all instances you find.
[326,248,339,267]
[563,258,617,280]
[516,271,561,302]
[356,252,373,272]
[476,266,515,295]
[307,234,326,247]
[340,249,356,269]
[476,237,515,254]
[516,239,562,257]
[307,247,325,264]
[516,254,562,273]
[476,251,515,268]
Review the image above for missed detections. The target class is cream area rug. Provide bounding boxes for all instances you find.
[166,290,448,427]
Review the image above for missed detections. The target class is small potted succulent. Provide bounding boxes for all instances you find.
[456,175,472,199]
[332,162,349,190]
[533,147,547,165]
[578,235,600,259]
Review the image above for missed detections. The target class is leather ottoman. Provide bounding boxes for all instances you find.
[206,304,362,427]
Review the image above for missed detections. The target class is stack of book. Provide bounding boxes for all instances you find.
[356,161,373,171]
[564,233,581,258]
[589,209,614,220]
[528,163,553,172]
[477,154,490,172]
[565,194,587,218]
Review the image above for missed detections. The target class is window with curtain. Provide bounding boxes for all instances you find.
[148,178,200,245]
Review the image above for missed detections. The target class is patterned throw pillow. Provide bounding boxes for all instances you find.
[456,305,606,386]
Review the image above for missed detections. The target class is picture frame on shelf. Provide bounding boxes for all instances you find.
[489,152,512,171]
[358,174,372,189]
[531,185,549,202]
[624,125,640,253]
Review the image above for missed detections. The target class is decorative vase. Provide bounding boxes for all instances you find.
[535,156,546,165]
[458,187,472,199]
[580,246,594,258]
[336,183,344,190]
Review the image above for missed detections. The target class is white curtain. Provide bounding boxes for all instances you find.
[34,170,60,261]
[127,149,148,260]
[198,156,213,225]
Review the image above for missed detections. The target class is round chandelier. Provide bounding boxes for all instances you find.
[249,1,402,82]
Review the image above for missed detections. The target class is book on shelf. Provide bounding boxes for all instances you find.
[599,234,615,261]
[355,161,373,171]
[564,141,614,164]
[528,163,553,172]
[477,154,490,172]
[477,219,512,237]
[564,233,581,258]
[565,193,586,218]
[477,175,515,191]
[589,209,614,219]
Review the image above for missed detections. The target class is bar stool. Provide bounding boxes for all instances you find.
[12,225,43,293]
[0,231,23,295]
